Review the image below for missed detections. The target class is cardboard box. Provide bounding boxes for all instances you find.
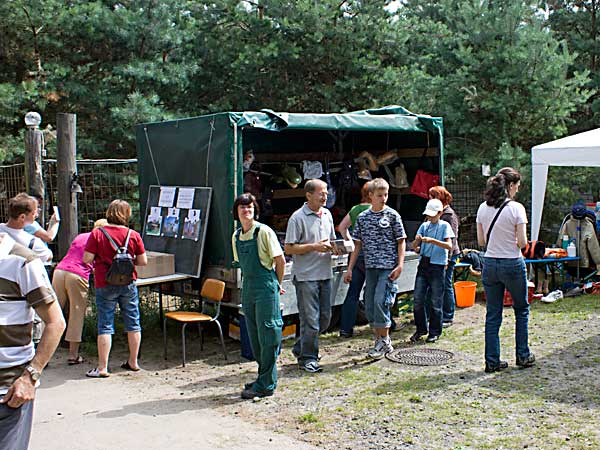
[136,251,175,279]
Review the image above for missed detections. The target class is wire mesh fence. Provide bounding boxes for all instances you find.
[0,163,27,221]
[446,174,486,250]
[0,159,140,233]
[2,159,484,251]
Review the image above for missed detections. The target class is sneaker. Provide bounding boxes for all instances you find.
[442,321,453,328]
[367,337,393,359]
[541,290,563,303]
[516,354,536,368]
[425,335,440,343]
[485,361,509,373]
[409,331,427,343]
[241,388,274,399]
[299,360,322,373]
[339,330,353,338]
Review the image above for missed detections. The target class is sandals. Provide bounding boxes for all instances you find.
[86,368,110,378]
[120,361,141,372]
[68,356,84,365]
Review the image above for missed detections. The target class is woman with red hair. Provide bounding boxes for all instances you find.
[428,186,461,327]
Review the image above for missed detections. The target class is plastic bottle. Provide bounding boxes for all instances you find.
[567,241,576,257]
[562,235,569,250]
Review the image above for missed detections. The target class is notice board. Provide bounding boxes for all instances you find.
[142,185,212,277]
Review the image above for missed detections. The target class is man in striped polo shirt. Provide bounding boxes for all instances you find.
[0,233,65,450]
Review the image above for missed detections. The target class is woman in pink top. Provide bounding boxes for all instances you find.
[52,219,107,364]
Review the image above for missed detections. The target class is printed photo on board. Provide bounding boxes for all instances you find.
[162,207,180,238]
[146,207,163,236]
[182,208,202,241]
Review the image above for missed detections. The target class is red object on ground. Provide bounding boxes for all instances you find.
[503,283,535,307]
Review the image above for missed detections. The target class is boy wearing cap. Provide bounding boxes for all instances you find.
[411,198,455,343]
[345,178,406,359]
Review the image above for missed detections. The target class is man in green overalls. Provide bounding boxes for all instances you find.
[232,193,285,399]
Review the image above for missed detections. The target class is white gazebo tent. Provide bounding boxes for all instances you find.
[531,128,600,240]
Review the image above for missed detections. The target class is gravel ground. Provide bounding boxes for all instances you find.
[42,295,600,449]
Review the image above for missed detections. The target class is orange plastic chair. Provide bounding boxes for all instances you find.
[163,278,227,366]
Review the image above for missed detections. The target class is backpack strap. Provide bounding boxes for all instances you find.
[123,229,132,251]
[100,227,130,254]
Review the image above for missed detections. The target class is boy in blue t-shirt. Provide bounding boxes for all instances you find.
[345,178,406,359]
[411,198,455,343]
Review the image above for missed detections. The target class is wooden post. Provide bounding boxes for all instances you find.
[24,126,45,224]
[56,113,78,259]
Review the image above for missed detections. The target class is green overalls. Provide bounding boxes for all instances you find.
[235,225,283,393]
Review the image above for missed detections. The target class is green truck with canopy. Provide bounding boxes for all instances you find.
[136,106,444,315]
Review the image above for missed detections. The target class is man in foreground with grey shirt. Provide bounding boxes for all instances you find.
[285,179,337,373]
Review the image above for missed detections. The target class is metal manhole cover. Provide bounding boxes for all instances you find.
[385,347,454,366]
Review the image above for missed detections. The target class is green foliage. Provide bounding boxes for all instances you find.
[545,0,600,133]
[0,0,598,234]
[398,0,592,175]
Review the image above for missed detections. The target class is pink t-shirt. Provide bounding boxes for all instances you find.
[55,232,93,280]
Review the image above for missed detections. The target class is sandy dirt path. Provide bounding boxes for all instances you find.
[29,350,318,450]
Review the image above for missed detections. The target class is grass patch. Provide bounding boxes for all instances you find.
[255,294,600,449]
[298,412,319,424]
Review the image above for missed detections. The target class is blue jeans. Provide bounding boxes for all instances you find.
[364,269,396,329]
[339,253,366,335]
[442,254,459,322]
[292,279,332,364]
[482,257,531,366]
[414,263,445,336]
[96,284,141,335]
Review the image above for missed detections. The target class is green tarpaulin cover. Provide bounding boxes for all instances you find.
[136,106,443,270]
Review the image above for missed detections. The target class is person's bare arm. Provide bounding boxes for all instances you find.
[135,252,148,266]
[274,254,286,294]
[1,301,65,408]
[516,223,528,249]
[338,214,352,241]
[33,229,53,243]
[33,214,60,243]
[421,236,452,251]
[285,241,331,255]
[46,215,60,241]
[389,238,406,281]
[413,234,422,252]
[477,222,486,247]
[344,241,362,284]
[83,251,95,264]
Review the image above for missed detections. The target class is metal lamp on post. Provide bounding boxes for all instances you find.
[24,111,45,225]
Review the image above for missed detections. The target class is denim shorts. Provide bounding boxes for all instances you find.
[95,284,141,335]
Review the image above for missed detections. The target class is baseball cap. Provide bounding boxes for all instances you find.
[423,198,443,216]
